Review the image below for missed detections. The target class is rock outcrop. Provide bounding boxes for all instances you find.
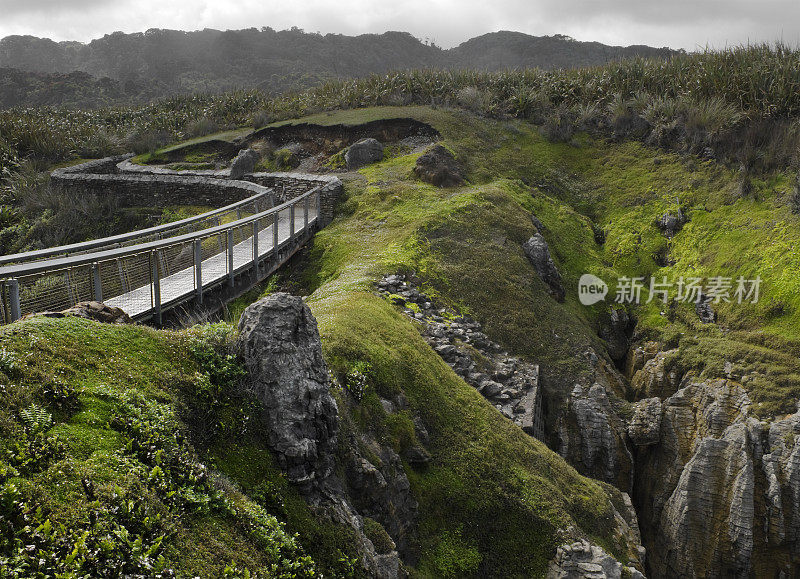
[657,209,685,237]
[547,539,645,579]
[557,382,634,491]
[412,145,464,187]
[695,294,717,323]
[627,397,662,446]
[598,308,633,362]
[634,377,800,577]
[341,426,419,556]
[345,138,383,169]
[22,301,132,324]
[377,274,544,440]
[237,293,338,488]
[523,233,565,302]
[630,348,682,399]
[237,293,414,577]
[230,148,259,178]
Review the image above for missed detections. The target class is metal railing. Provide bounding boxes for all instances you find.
[0,190,275,266]
[0,187,321,324]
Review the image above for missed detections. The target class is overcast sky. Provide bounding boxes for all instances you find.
[0,0,798,50]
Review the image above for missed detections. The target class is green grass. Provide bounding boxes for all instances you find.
[6,99,800,575]
[0,317,359,576]
[289,105,800,417]
[156,127,252,154]
[311,292,638,576]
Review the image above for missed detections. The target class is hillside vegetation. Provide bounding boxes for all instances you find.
[0,106,663,576]
[0,43,797,169]
[4,45,800,576]
[0,30,674,107]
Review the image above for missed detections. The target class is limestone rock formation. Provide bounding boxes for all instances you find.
[627,397,662,446]
[345,138,383,169]
[412,144,465,187]
[557,382,634,491]
[634,377,800,577]
[236,293,411,577]
[229,148,259,178]
[630,348,682,399]
[342,431,419,556]
[236,293,338,488]
[625,341,659,379]
[547,539,645,578]
[22,301,132,324]
[523,233,565,302]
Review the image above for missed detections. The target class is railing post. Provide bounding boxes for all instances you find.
[151,251,162,326]
[227,229,235,287]
[65,270,75,306]
[91,263,103,302]
[316,188,322,226]
[290,203,295,242]
[304,195,309,231]
[252,221,259,275]
[194,239,203,304]
[8,279,21,322]
[117,259,128,293]
[273,212,279,251]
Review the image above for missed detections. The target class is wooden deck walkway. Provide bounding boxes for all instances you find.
[105,206,316,318]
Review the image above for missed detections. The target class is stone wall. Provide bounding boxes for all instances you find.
[49,157,343,226]
[54,154,134,175]
[247,172,342,226]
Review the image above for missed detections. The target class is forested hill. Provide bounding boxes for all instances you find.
[0,29,678,108]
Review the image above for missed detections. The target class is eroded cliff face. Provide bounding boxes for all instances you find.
[237,293,411,577]
[626,348,800,577]
[535,330,800,577]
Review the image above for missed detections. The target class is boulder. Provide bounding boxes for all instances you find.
[523,233,565,302]
[345,138,383,170]
[657,209,685,237]
[229,148,259,179]
[412,145,465,187]
[236,293,338,488]
[627,397,662,446]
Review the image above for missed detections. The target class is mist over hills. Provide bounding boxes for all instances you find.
[0,28,678,108]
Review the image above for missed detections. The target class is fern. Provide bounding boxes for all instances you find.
[19,403,53,434]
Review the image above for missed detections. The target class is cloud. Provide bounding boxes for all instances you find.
[0,0,797,50]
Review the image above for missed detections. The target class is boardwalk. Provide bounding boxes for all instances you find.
[0,188,322,325]
[105,205,315,318]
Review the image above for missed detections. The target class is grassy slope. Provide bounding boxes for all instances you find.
[0,318,362,577]
[270,108,650,575]
[284,105,800,417]
[5,103,800,576]
[272,104,800,570]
